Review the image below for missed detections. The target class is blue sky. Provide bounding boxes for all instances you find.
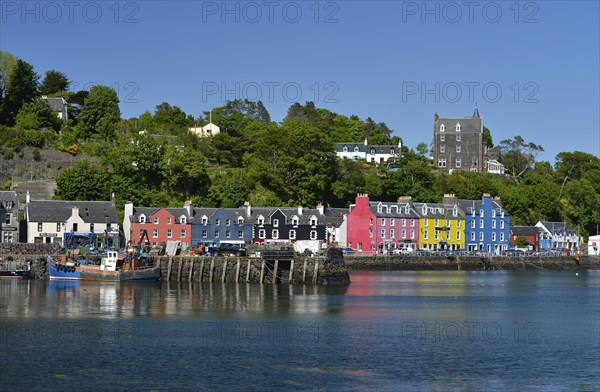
[2,0,599,162]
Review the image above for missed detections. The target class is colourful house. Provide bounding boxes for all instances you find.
[413,201,465,251]
[346,194,420,254]
[457,194,510,254]
[123,203,192,247]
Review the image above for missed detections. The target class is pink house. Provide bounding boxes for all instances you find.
[125,205,192,247]
[346,194,420,254]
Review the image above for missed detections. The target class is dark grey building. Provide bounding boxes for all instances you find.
[0,191,19,243]
[433,108,489,173]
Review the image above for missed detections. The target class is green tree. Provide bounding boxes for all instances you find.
[3,59,40,126]
[40,70,69,95]
[415,142,429,158]
[76,85,120,140]
[162,147,210,197]
[515,235,529,247]
[495,136,544,183]
[15,99,61,131]
[55,161,111,201]
[205,171,249,208]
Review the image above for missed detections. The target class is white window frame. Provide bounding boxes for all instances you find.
[153,229,158,238]
[289,230,296,239]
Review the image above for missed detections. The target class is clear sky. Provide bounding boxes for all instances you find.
[2,0,599,162]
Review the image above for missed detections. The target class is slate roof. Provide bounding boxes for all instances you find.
[0,191,18,205]
[457,198,505,215]
[130,207,191,223]
[335,143,399,154]
[540,221,576,234]
[412,202,465,219]
[27,200,118,223]
[42,97,66,112]
[510,226,538,236]
[434,109,482,134]
[368,201,420,218]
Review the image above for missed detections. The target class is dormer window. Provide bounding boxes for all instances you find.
[257,215,265,226]
[377,203,382,213]
[180,215,187,224]
[273,219,279,227]
[291,216,299,226]
[456,123,461,132]
[139,214,146,223]
[453,206,458,217]
[342,145,348,152]
[370,148,376,155]
[353,145,360,152]
[237,217,244,225]
[390,148,395,155]
[309,216,317,227]
[405,205,410,214]
[440,124,445,132]
[422,205,427,215]
[201,215,208,225]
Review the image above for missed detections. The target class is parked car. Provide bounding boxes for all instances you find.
[209,243,247,257]
[392,248,414,255]
[342,247,356,255]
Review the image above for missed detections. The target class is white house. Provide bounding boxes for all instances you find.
[41,96,68,124]
[335,138,402,164]
[189,122,220,137]
[588,235,600,255]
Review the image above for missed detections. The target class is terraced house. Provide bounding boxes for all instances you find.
[346,194,420,254]
[190,205,252,246]
[413,200,465,251]
[123,203,191,247]
[456,194,510,253]
[0,191,19,243]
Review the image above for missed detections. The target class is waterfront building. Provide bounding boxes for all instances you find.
[535,221,580,251]
[456,193,510,253]
[346,194,420,254]
[0,191,19,243]
[124,202,191,247]
[27,193,119,247]
[189,205,252,246]
[413,199,464,251]
[509,226,540,251]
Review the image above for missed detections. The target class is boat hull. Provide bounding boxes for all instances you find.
[0,270,31,279]
[47,258,160,281]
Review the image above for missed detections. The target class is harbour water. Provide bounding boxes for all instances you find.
[1,270,599,391]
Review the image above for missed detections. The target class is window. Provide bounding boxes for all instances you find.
[369,228,373,238]
[289,230,296,239]
[457,220,461,228]
[440,134,445,142]
[202,216,208,225]
[354,145,360,152]
[479,232,484,241]
[453,207,458,217]
[370,218,373,225]
[456,123,461,132]
[342,145,348,152]
[402,218,406,226]
[480,209,484,217]
[492,232,496,242]
[480,220,484,229]
[38,222,43,232]
[390,148,395,155]
[381,218,385,226]
[238,231,244,239]
[456,134,461,142]
[272,229,279,239]
[446,219,450,226]
[257,216,264,226]
[358,242,363,251]
[500,233,505,242]
[390,218,395,226]
[73,223,78,232]
[215,219,220,226]
[471,232,475,241]
[154,217,159,224]
[492,220,496,229]
[167,229,172,238]
[471,220,476,228]
[273,219,279,227]
[456,158,461,168]
[401,229,406,238]
[440,124,445,132]
[411,219,415,227]
[500,221,505,229]
[180,216,187,224]
[438,157,447,168]
[456,145,461,153]
[381,229,385,239]
[237,217,244,225]
[225,230,230,239]
[226,219,230,226]
[457,231,461,240]
[181,229,187,238]
[435,219,439,227]
[390,229,395,239]
[258,229,266,239]
[434,230,439,240]
[492,210,496,218]
[310,230,317,240]
[139,214,146,223]
[310,217,317,226]
[291,216,299,226]
[56,222,61,232]
[424,230,428,240]
[202,230,207,238]
[153,229,158,238]
[410,229,415,239]
[167,217,172,224]
[424,218,429,226]
[215,230,220,238]
[440,145,445,153]
[370,148,376,155]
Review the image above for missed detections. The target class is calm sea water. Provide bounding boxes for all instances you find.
[1,271,599,391]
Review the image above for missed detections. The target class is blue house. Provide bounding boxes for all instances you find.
[189,205,254,246]
[455,194,510,254]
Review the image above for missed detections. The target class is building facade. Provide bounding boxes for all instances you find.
[335,138,402,164]
[457,194,510,253]
[510,226,540,251]
[535,221,580,251]
[0,191,19,243]
[124,203,191,247]
[413,201,465,251]
[433,108,490,173]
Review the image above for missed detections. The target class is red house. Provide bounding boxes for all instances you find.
[124,203,192,247]
[346,194,420,254]
[509,226,539,250]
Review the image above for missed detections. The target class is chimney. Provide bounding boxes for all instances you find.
[434,112,439,121]
[443,194,457,205]
[26,190,30,204]
[355,194,370,208]
[123,202,134,245]
[317,203,324,215]
[111,192,116,205]
[298,205,303,215]
[364,137,368,146]
[184,200,192,216]
[397,196,412,203]
[243,201,251,217]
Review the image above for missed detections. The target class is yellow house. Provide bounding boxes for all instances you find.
[413,202,465,251]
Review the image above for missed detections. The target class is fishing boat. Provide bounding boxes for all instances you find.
[47,251,160,281]
[0,258,31,279]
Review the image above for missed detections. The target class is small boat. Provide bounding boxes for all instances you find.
[47,251,160,281]
[0,258,31,279]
